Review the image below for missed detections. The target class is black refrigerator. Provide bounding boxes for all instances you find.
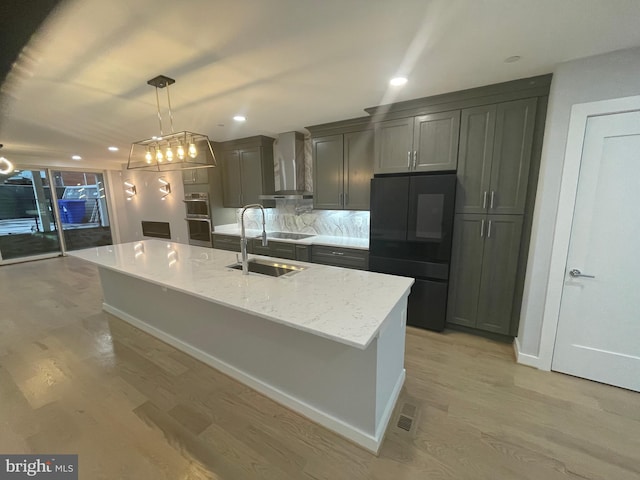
[369,172,456,331]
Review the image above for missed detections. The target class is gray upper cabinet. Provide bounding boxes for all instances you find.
[413,111,461,172]
[218,136,275,208]
[239,147,264,206]
[343,130,374,209]
[447,214,523,335]
[456,98,537,215]
[374,118,413,173]
[221,150,242,207]
[489,98,537,215]
[309,119,374,211]
[182,167,210,185]
[313,135,344,210]
[455,105,496,214]
[374,111,460,174]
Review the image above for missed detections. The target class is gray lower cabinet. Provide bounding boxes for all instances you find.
[456,98,537,215]
[182,167,210,184]
[374,110,460,174]
[447,214,523,335]
[295,244,310,262]
[250,239,296,260]
[212,234,241,252]
[312,129,374,210]
[311,245,369,270]
[218,136,275,208]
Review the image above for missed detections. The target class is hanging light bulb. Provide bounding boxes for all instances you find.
[166,144,174,162]
[188,137,197,158]
[145,149,152,164]
[176,143,185,160]
[156,148,164,163]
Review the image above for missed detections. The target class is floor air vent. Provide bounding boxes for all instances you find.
[397,414,413,431]
[396,401,419,434]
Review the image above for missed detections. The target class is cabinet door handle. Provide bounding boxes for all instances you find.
[490,191,495,209]
[413,151,417,169]
[487,220,492,238]
[331,251,345,256]
[344,192,349,206]
[483,191,488,209]
[407,151,411,169]
[339,192,343,206]
[480,219,485,238]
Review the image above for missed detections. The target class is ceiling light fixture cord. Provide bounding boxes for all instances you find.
[155,86,163,136]
[165,83,174,134]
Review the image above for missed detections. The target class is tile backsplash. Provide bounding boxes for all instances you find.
[235,200,370,238]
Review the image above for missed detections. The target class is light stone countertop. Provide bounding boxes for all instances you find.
[213,224,369,250]
[69,240,413,349]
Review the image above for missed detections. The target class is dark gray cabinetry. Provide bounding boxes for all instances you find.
[311,246,369,270]
[212,234,241,252]
[456,98,537,215]
[374,110,460,174]
[295,244,310,262]
[309,119,374,211]
[250,239,296,260]
[312,135,343,209]
[447,214,523,335]
[218,136,275,208]
[182,167,210,185]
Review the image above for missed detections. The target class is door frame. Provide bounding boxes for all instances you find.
[537,95,640,370]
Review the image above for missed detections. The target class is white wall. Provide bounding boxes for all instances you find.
[517,47,640,364]
[115,166,189,244]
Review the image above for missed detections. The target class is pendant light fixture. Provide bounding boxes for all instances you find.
[127,75,216,172]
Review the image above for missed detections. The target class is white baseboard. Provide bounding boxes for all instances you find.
[513,337,541,369]
[103,303,390,453]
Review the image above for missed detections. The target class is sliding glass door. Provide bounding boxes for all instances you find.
[51,170,113,251]
[0,167,114,264]
[0,168,62,262]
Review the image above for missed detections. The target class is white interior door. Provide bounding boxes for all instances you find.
[552,110,640,392]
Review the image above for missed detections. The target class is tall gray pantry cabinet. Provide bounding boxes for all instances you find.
[447,97,540,335]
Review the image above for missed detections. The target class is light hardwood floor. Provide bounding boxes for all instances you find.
[1,256,638,479]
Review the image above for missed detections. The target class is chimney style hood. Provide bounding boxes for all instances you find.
[259,131,313,200]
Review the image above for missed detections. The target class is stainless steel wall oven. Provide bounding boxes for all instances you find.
[184,192,212,247]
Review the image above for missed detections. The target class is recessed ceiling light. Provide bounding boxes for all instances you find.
[71,155,82,160]
[233,115,246,122]
[505,55,521,63]
[390,77,408,87]
[108,146,119,152]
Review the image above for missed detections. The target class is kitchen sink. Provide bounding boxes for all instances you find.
[227,258,307,277]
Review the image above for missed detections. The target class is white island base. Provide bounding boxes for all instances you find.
[98,266,408,454]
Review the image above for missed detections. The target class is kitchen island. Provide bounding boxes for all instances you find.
[69,239,413,453]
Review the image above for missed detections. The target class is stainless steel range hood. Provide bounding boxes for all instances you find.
[259,131,313,200]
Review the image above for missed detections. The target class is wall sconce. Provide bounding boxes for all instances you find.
[158,177,171,200]
[0,156,14,175]
[124,180,137,200]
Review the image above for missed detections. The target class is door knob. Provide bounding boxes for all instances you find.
[569,268,595,278]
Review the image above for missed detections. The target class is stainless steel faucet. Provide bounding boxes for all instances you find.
[240,204,268,275]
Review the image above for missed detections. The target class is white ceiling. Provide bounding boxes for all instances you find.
[2,0,640,170]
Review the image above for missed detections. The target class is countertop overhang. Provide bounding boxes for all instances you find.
[69,240,413,349]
